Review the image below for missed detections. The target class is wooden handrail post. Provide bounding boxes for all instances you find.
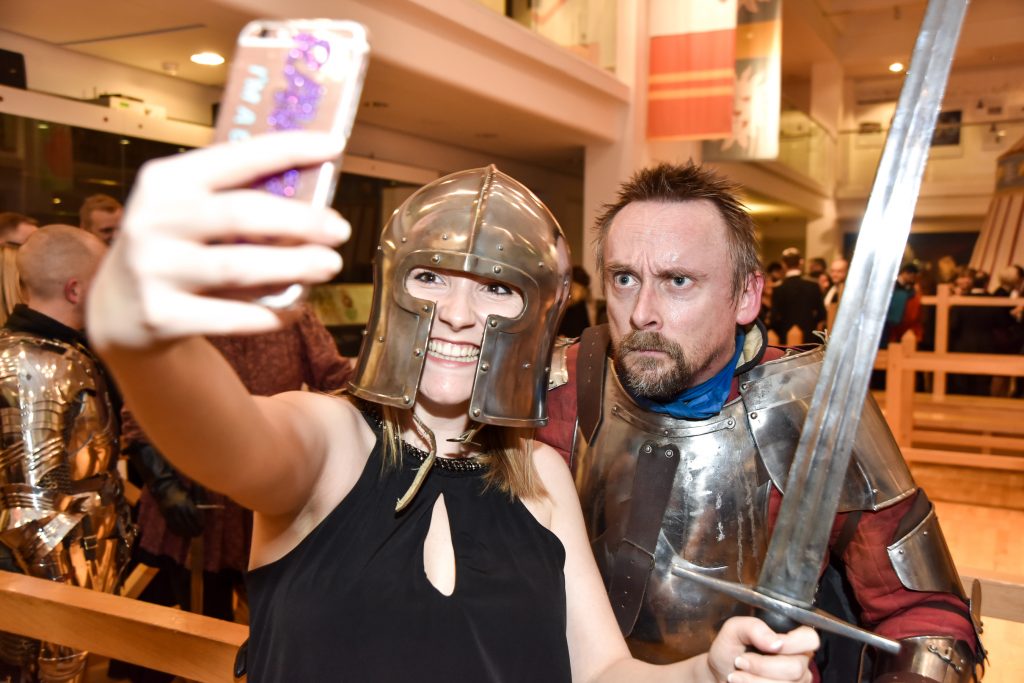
[886,341,907,447]
[933,283,951,401]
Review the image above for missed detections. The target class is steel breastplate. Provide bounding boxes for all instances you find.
[574,369,771,662]
[574,343,917,663]
[0,331,127,587]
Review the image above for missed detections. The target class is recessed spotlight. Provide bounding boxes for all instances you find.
[191,52,225,66]
[888,62,905,73]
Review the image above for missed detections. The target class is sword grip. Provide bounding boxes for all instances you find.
[755,607,799,636]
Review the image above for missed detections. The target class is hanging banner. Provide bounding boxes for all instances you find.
[703,0,781,159]
[647,0,737,140]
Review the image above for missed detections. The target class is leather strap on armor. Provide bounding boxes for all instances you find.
[607,440,682,635]
[577,325,610,444]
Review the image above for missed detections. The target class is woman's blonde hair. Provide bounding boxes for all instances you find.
[378,404,546,501]
[0,244,23,326]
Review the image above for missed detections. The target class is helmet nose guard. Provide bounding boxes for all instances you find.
[348,165,571,427]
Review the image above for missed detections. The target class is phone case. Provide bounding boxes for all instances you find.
[212,19,370,308]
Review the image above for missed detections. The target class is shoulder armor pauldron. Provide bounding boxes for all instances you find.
[738,345,916,512]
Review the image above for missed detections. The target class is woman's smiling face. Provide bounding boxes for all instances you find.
[405,267,524,409]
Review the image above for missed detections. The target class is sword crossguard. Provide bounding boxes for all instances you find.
[670,560,902,655]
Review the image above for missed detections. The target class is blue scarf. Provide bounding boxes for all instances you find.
[631,332,745,420]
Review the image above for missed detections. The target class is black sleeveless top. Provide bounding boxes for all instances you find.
[245,413,570,682]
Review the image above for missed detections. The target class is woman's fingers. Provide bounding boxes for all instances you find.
[711,618,818,683]
[143,242,343,290]
[138,131,346,193]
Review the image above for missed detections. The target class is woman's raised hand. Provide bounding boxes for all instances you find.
[87,131,350,349]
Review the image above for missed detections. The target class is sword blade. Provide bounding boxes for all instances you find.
[757,0,970,607]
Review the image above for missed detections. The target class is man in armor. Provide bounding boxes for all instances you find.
[539,163,983,682]
[0,225,133,683]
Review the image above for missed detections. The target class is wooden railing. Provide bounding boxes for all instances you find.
[0,571,247,682]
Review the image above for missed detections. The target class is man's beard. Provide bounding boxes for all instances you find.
[612,330,715,402]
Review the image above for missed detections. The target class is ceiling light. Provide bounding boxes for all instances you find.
[191,52,225,66]
[888,62,905,73]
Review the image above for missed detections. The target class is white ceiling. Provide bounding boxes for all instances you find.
[2,0,1023,177]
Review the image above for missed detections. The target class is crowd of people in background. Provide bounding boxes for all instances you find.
[758,245,1024,397]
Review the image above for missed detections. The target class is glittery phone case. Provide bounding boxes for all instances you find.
[213,19,370,308]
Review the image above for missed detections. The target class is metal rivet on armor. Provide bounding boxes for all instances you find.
[377,246,383,252]
[497,244,504,251]
[741,382,749,391]
[726,418,735,428]
[431,254,441,263]
[441,233,448,240]
[899,549,905,554]
[377,336,385,342]
[923,531,928,536]
[493,265,502,274]
[537,261,544,268]
[643,444,652,454]
[362,330,368,336]
[423,305,430,312]
[489,319,498,328]
[523,363,531,369]
[472,408,481,417]
[664,448,676,459]
[480,363,490,372]
[612,405,619,413]
[414,349,422,357]
[749,412,758,419]
[402,395,411,404]
[663,429,669,436]
[401,237,407,243]
[544,366,550,373]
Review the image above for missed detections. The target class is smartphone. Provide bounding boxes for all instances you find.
[213,19,370,308]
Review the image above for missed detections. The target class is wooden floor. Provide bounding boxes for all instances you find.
[934,499,1024,682]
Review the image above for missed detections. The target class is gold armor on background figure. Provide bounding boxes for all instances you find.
[0,331,133,683]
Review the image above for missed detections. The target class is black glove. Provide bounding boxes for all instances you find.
[127,442,205,538]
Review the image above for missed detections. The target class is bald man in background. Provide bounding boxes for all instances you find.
[0,225,133,682]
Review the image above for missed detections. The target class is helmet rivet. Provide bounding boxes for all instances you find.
[493,265,502,274]
[378,336,385,342]
[497,244,504,251]
[522,362,530,369]
[422,305,430,312]
[441,233,449,240]
[401,237,407,243]
[431,254,441,263]
[537,261,544,268]
[472,408,481,417]
[361,330,368,336]
[643,444,652,454]
[376,246,382,252]
[414,348,422,357]
[544,366,550,373]
[489,319,497,328]
[403,395,411,404]
[480,363,490,372]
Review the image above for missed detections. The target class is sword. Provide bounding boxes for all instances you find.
[672,0,969,654]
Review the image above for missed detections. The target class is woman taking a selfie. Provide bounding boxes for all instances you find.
[87,131,816,683]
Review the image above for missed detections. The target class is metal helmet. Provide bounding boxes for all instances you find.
[348,165,571,427]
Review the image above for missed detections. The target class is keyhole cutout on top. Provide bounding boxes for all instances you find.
[423,494,456,596]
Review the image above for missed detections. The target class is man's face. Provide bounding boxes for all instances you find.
[603,200,762,400]
[828,259,848,285]
[87,208,122,245]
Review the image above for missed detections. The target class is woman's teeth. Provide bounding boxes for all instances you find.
[427,340,480,362]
